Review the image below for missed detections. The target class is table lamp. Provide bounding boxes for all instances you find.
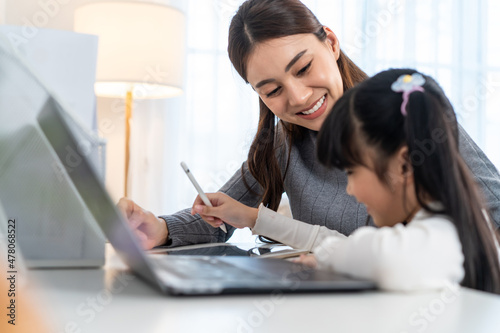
[74,1,185,196]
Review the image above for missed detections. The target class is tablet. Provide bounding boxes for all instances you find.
[149,243,309,259]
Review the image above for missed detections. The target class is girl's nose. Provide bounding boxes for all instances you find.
[287,81,312,107]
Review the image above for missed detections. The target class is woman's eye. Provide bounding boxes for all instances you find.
[345,170,353,176]
[297,61,312,76]
[266,87,281,98]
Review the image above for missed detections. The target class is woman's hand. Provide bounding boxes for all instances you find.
[116,198,168,250]
[191,192,258,229]
[292,254,318,268]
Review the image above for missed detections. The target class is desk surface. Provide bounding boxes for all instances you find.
[28,245,500,333]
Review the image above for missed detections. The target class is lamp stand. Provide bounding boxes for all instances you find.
[124,89,133,197]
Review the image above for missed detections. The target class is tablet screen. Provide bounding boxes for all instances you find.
[149,243,308,259]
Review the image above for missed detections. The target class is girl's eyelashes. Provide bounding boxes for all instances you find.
[345,169,354,176]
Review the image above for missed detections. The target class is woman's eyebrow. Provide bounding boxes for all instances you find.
[285,49,307,72]
[255,78,275,89]
[254,49,308,89]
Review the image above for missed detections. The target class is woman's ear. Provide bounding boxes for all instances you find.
[323,26,341,60]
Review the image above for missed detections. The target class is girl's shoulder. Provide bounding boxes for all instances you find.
[350,206,459,242]
[407,207,460,240]
[411,203,453,224]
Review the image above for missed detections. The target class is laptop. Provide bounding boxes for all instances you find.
[37,97,376,296]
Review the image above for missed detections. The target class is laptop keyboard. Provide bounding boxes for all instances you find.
[151,256,268,281]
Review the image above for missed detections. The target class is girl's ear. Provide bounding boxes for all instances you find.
[385,146,412,189]
[323,26,341,61]
[397,146,413,183]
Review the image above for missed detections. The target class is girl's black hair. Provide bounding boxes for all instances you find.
[317,68,500,294]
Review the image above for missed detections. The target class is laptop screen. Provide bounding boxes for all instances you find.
[37,97,161,285]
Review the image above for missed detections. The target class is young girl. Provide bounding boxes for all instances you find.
[194,69,500,293]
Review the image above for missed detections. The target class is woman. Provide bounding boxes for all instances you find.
[118,0,500,250]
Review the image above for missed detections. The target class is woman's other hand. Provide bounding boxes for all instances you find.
[116,198,168,250]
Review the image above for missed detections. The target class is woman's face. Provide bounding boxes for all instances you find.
[246,29,343,131]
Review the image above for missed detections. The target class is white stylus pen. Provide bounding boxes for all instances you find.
[180,161,227,233]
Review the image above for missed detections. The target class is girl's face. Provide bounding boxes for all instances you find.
[345,148,419,227]
[246,28,343,131]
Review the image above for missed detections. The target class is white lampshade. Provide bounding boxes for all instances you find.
[74,2,185,99]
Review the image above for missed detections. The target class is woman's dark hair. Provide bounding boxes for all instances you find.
[317,68,500,294]
[228,0,368,210]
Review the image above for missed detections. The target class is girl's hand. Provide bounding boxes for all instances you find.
[292,254,318,268]
[191,192,258,229]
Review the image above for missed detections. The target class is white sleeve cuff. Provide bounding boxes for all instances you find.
[252,204,330,251]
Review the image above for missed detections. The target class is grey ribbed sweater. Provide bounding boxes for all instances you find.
[161,125,500,247]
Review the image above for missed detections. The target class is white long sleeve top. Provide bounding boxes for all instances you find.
[252,204,466,291]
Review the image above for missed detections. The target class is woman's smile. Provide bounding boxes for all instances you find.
[296,94,327,119]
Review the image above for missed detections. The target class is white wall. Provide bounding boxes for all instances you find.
[0,0,5,24]
[3,0,187,203]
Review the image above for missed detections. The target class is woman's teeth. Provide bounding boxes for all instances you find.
[301,95,325,115]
